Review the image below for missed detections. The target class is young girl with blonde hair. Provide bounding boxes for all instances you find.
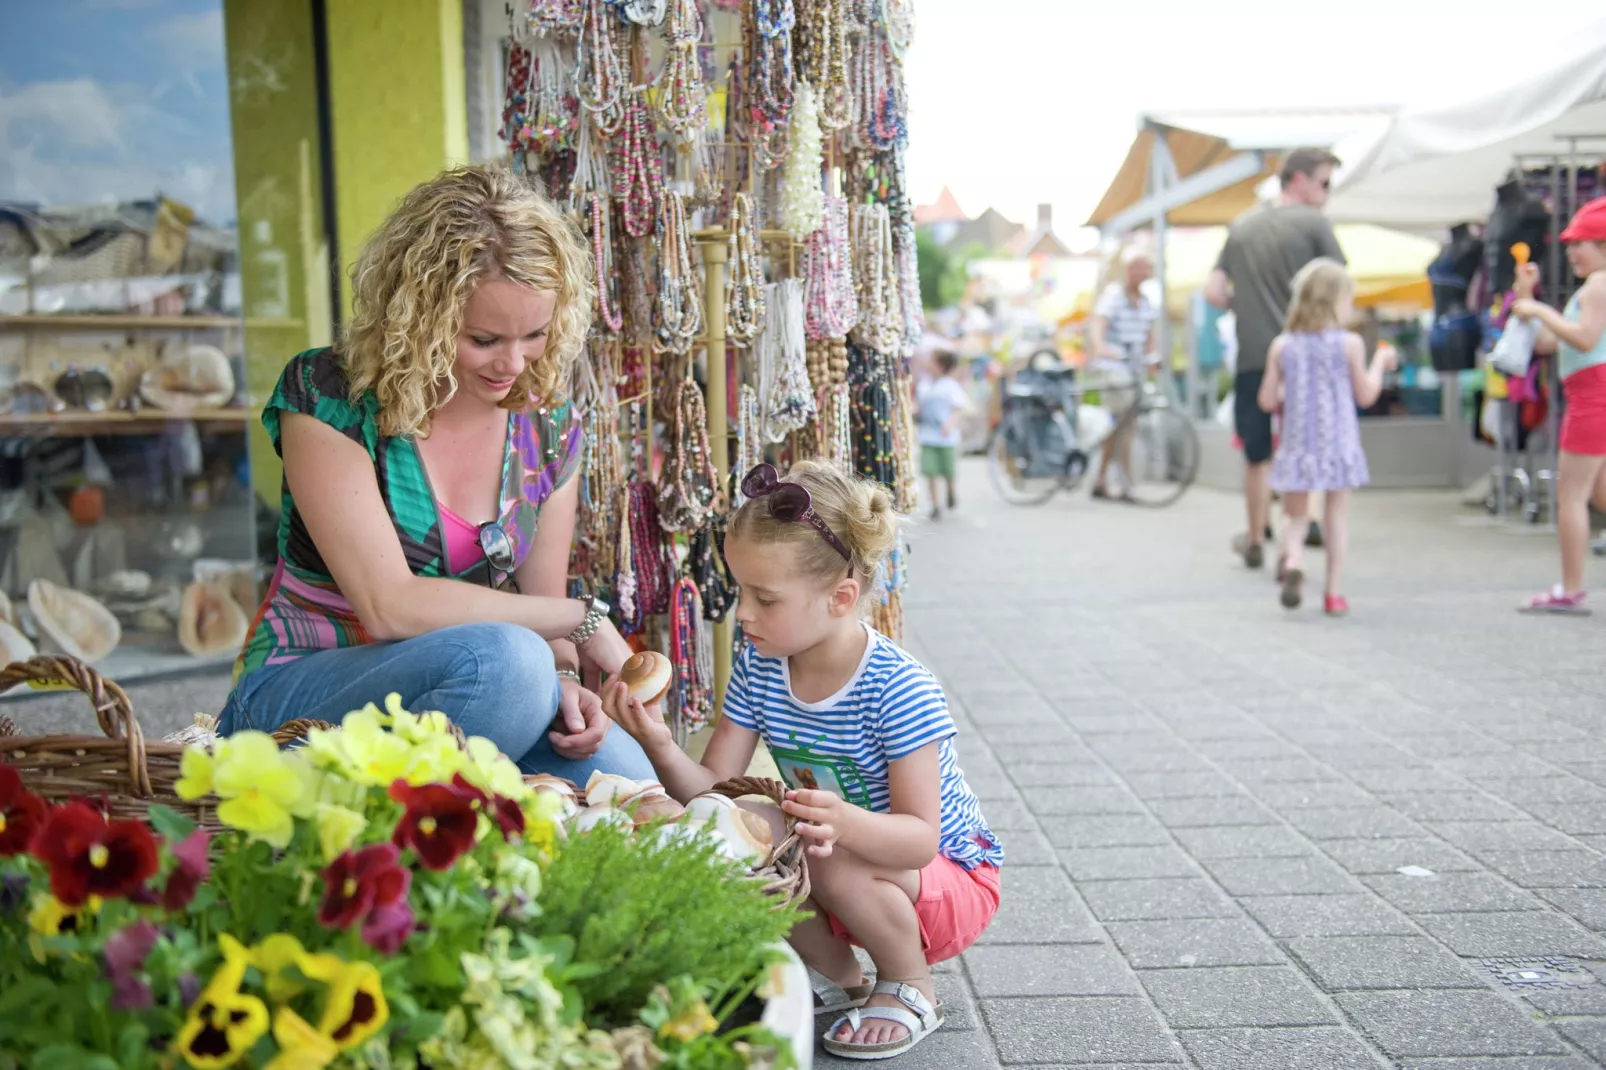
[1258,258,1394,615]
[604,461,1001,1060]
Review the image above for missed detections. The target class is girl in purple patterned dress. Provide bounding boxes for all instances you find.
[1257,259,1395,616]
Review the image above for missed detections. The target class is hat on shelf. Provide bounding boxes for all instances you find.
[1560,196,1606,243]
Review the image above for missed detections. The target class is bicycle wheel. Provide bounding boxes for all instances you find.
[1123,405,1199,508]
[986,404,1067,506]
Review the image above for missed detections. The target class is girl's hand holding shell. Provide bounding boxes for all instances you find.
[782,788,846,858]
[601,652,675,753]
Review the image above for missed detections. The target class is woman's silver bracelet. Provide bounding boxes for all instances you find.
[555,669,582,685]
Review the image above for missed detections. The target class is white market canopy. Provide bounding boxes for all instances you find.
[1329,17,1606,229]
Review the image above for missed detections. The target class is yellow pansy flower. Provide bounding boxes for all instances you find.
[174,741,223,800]
[176,935,269,1069]
[211,732,308,848]
[251,933,344,1004]
[657,1000,718,1043]
[313,804,368,863]
[319,958,389,1050]
[26,892,95,937]
[401,733,466,787]
[329,711,413,787]
[464,736,530,801]
[263,1007,339,1070]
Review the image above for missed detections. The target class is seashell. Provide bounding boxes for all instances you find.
[707,805,774,865]
[585,770,644,808]
[617,650,673,706]
[651,822,706,851]
[0,619,35,665]
[570,805,633,834]
[140,344,235,410]
[683,793,739,824]
[98,570,153,599]
[178,581,248,658]
[524,774,580,818]
[625,791,685,828]
[28,580,119,662]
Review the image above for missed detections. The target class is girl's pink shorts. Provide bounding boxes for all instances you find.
[827,857,1001,965]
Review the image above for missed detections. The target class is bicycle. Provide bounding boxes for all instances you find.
[985,354,1199,508]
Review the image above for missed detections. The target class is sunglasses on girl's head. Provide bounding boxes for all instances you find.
[478,520,516,589]
[740,463,852,562]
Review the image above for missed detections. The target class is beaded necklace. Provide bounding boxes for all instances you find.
[656,375,718,531]
[528,0,586,36]
[668,576,712,740]
[687,523,737,623]
[575,342,624,579]
[613,89,663,238]
[622,0,665,25]
[627,480,673,619]
[848,343,896,487]
[797,0,852,130]
[817,383,853,470]
[656,0,706,141]
[888,369,918,511]
[621,244,655,348]
[725,193,766,348]
[850,202,903,355]
[614,483,636,622]
[804,196,858,339]
[779,84,825,239]
[652,190,702,355]
[758,279,814,442]
[744,0,796,171]
[883,0,915,61]
[576,0,628,135]
[588,194,625,334]
[734,383,763,504]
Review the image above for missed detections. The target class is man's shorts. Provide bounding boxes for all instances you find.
[920,444,957,479]
[1234,370,1274,465]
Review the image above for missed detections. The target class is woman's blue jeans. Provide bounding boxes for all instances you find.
[218,622,656,782]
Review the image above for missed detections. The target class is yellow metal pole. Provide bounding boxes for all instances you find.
[699,234,732,717]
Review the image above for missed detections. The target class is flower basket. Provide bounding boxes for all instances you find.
[709,776,811,909]
[0,655,313,829]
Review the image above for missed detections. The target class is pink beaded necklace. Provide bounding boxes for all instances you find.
[588,194,624,334]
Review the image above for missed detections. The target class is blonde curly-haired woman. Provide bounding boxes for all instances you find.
[219,164,654,780]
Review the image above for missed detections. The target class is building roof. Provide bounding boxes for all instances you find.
[915,185,968,226]
[947,207,1023,254]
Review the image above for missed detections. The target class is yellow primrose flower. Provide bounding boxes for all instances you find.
[382,693,455,744]
[176,935,269,1070]
[331,711,413,787]
[657,1000,719,1043]
[174,740,223,800]
[319,959,389,1051]
[263,1007,338,1070]
[401,733,466,787]
[313,804,368,863]
[211,732,308,849]
[464,736,530,801]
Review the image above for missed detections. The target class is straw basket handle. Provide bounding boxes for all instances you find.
[0,655,149,795]
[709,775,810,905]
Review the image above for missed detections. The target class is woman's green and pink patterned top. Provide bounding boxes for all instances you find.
[232,348,583,685]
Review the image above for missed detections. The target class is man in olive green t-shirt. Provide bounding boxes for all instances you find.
[1206,148,1347,569]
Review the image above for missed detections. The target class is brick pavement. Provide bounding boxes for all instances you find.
[8,460,1606,1067]
[830,461,1606,1068]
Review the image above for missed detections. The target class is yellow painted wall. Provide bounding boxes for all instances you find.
[324,0,469,314]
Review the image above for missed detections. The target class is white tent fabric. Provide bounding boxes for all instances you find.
[1328,18,1606,230]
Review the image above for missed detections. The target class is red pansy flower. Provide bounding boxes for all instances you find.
[161,827,212,912]
[0,763,48,857]
[319,843,410,930]
[389,780,480,871]
[30,801,159,907]
[446,772,523,841]
[361,900,416,955]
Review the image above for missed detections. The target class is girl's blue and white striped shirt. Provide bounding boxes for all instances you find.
[723,626,1003,870]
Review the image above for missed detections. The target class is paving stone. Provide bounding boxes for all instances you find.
[1364,872,1547,914]
[1397,1059,1594,1070]
[1555,1019,1606,1062]
[1414,911,1606,957]
[1146,796,1278,828]
[1437,754,1571,780]
[1250,780,1378,810]
[1476,849,1606,889]
[1202,855,1359,896]
[830,1026,1000,1069]
[1323,837,1482,875]
[981,798,1042,832]
[1538,888,1606,931]
[1007,762,1119,788]
[972,895,1105,946]
[980,997,1180,1064]
[1179,1027,1385,1070]
[1334,990,1567,1057]
[1428,821,1585,854]
[1286,806,1425,840]
[1345,766,1475,793]
[990,743,1100,765]
[1483,776,1606,805]
[1211,757,1340,783]
[1169,824,1317,860]
[1380,793,1528,823]
[1118,771,1245,800]
[1241,894,1416,937]
[1285,935,1485,991]
[1042,815,1173,849]
[1104,918,1285,969]
[1520,802,1606,835]
[1138,966,1334,1028]
[1028,786,1145,817]
[964,944,1140,998]
[1058,845,1198,882]
[1078,878,1238,922]
[996,830,1059,866]
[1001,866,1075,900]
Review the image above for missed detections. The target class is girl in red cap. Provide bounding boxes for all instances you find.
[1512,195,1606,614]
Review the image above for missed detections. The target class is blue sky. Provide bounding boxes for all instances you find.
[0,0,237,224]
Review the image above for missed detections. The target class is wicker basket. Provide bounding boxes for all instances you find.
[708,776,810,909]
[0,655,314,828]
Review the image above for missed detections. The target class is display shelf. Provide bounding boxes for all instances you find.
[0,314,245,330]
[0,408,250,436]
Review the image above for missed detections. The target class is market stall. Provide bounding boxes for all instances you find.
[487,0,922,731]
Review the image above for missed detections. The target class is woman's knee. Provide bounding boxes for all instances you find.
[437,623,557,693]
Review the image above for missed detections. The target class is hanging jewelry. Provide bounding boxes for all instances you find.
[576,0,628,135]
[744,0,795,172]
[805,196,858,339]
[779,85,825,239]
[627,480,673,618]
[851,202,903,355]
[589,194,625,334]
[614,89,663,238]
[758,279,813,442]
[687,523,737,623]
[889,369,919,511]
[734,383,763,504]
[653,189,702,355]
[657,374,718,531]
[726,193,767,348]
[656,0,707,142]
[668,576,712,740]
[622,0,665,24]
[527,0,586,36]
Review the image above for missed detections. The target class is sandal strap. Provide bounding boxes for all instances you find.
[870,980,940,1028]
[839,1005,923,1036]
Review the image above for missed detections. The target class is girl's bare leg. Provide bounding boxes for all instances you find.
[1279,492,1311,574]
[1323,489,1350,597]
[1557,452,1606,593]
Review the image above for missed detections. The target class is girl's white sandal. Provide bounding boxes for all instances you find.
[821,980,945,1061]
